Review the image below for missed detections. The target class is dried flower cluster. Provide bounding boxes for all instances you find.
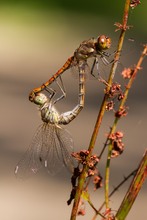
[105,83,124,111]
[67,150,103,205]
[130,0,141,9]
[108,131,125,158]
[72,150,99,168]
[121,67,133,79]
[101,208,115,220]
[72,151,103,191]
[93,174,103,191]
[114,22,132,32]
[115,106,128,118]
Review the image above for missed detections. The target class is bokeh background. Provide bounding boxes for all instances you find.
[0,1,147,220]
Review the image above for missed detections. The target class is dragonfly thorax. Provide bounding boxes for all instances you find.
[74,38,96,61]
[40,102,60,124]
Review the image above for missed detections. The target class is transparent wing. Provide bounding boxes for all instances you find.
[40,124,74,175]
[55,125,74,172]
[15,124,45,179]
[15,123,74,179]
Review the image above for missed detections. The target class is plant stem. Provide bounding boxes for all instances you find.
[115,150,147,220]
[105,43,147,210]
[70,0,137,218]
[104,0,131,210]
[70,66,113,220]
[100,169,137,212]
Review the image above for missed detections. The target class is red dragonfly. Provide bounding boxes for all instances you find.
[29,35,111,104]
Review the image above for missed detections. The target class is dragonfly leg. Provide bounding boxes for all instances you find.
[44,85,56,100]
[53,76,66,105]
[97,50,115,66]
[43,75,66,106]
[90,58,109,86]
[90,57,104,79]
[101,50,117,64]
[101,56,110,65]
[90,58,97,78]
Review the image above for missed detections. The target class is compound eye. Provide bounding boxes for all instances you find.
[97,35,111,50]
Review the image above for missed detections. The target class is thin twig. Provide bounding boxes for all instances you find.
[105,0,131,210]
[98,169,137,213]
[105,43,147,211]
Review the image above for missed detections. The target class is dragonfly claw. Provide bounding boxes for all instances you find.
[29,91,36,102]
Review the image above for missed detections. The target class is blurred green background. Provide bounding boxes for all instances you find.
[0,1,147,220]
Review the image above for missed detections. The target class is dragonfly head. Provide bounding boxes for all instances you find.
[32,93,48,106]
[96,35,111,52]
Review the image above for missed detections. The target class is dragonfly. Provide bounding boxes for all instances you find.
[29,35,111,104]
[15,82,86,178]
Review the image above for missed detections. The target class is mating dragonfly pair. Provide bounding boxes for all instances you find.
[15,35,112,178]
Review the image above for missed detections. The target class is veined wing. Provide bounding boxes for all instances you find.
[15,124,45,179]
[15,123,74,179]
[40,124,74,175]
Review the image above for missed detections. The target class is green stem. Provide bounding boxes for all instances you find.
[105,0,131,209]
[98,169,137,213]
[105,118,118,208]
[115,150,147,220]
[105,43,147,210]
